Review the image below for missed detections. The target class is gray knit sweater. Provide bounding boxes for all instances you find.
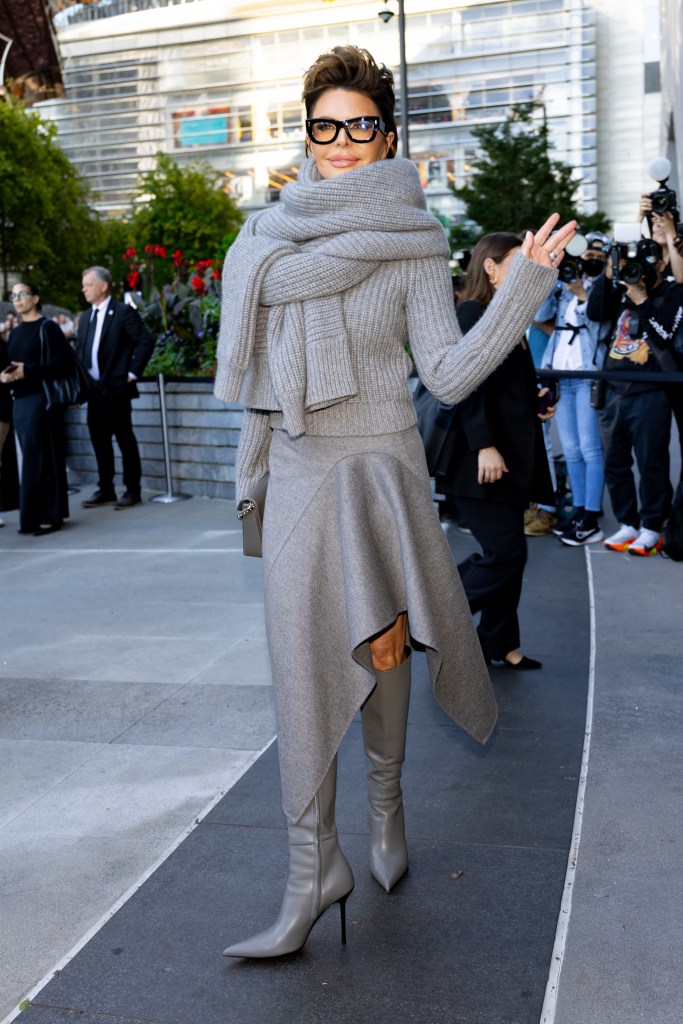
[216,160,558,502]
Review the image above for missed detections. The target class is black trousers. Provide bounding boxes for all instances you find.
[455,496,527,661]
[13,393,68,532]
[599,386,672,531]
[86,387,141,495]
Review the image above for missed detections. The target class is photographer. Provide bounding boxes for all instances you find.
[638,196,683,285]
[587,238,682,555]
[639,195,683,465]
[537,232,612,545]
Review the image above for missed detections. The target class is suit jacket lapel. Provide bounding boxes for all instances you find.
[99,300,116,348]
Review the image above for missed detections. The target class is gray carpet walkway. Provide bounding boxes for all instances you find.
[0,478,681,1023]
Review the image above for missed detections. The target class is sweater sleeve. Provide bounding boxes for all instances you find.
[23,320,74,383]
[535,287,559,323]
[406,251,558,405]
[235,408,272,507]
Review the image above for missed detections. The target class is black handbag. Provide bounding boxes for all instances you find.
[237,473,269,557]
[590,378,606,410]
[40,322,92,409]
[413,380,457,476]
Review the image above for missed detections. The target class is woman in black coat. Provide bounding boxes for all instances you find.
[0,281,74,535]
[0,336,15,525]
[438,233,557,669]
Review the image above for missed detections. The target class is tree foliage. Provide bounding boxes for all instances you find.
[452,103,610,250]
[128,152,243,268]
[0,97,102,306]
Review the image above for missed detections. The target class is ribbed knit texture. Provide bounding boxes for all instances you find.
[214,157,450,438]
[215,158,558,502]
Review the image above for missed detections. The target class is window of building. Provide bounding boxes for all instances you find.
[172,108,230,148]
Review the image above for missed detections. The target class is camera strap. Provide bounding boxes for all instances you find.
[554,323,583,345]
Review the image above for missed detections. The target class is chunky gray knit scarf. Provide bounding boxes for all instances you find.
[214,156,449,437]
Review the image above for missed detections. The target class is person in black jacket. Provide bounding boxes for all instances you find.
[0,281,74,535]
[586,243,682,555]
[76,266,155,509]
[440,233,557,670]
[0,336,13,526]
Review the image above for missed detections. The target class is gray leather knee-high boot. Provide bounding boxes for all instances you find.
[223,756,354,958]
[361,652,411,892]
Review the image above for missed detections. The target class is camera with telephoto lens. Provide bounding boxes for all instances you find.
[646,157,683,233]
[617,238,662,285]
[558,255,605,283]
[649,184,678,216]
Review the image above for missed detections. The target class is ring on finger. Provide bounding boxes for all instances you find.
[549,250,558,262]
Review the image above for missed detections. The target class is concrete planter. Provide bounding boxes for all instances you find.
[65,380,242,500]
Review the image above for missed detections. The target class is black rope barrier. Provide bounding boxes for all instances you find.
[536,368,683,384]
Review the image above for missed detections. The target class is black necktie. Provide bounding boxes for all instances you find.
[84,307,99,370]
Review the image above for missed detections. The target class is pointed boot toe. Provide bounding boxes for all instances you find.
[222,757,354,959]
[369,814,409,892]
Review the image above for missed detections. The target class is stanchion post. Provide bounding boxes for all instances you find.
[150,372,191,504]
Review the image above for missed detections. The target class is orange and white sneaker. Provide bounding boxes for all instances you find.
[603,524,639,551]
[627,527,665,557]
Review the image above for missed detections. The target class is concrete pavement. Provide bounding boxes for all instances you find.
[1,451,682,1022]
[0,494,274,1019]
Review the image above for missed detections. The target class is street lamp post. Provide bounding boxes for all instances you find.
[0,34,13,88]
[378,1,409,159]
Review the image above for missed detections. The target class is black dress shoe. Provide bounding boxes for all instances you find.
[503,655,542,670]
[485,654,543,671]
[33,524,61,536]
[82,490,117,508]
[114,492,142,509]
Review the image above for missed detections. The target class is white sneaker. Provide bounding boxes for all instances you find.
[560,523,604,546]
[627,527,664,557]
[603,524,639,552]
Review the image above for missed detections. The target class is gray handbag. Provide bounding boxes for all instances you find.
[236,473,269,557]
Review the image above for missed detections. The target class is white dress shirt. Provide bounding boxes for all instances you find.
[87,296,112,380]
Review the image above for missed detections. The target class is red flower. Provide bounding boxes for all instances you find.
[144,244,156,256]
[127,270,141,289]
[154,245,167,258]
[210,268,221,279]
[195,258,214,271]
[122,247,137,261]
[172,249,184,267]
[191,275,206,294]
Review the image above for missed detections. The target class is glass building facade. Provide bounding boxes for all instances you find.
[41,0,598,221]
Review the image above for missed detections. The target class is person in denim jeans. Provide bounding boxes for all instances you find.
[537,235,612,544]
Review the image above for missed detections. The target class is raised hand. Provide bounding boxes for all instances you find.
[521,213,577,268]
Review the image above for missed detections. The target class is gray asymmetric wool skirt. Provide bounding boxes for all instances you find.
[262,425,497,823]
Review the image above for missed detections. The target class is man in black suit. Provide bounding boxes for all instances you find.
[77,266,155,509]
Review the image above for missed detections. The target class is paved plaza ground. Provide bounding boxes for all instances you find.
[1,461,681,1023]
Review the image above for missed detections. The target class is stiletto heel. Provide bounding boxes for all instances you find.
[338,889,353,944]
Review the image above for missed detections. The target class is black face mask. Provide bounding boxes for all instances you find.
[582,258,605,278]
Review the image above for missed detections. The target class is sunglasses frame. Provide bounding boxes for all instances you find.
[305,115,387,145]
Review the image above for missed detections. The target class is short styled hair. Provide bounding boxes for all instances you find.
[302,46,398,159]
[83,266,112,291]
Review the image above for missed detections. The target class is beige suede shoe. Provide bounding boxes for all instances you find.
[524,508,557,536]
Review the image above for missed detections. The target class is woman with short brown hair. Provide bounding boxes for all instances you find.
[215,45,574,959]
